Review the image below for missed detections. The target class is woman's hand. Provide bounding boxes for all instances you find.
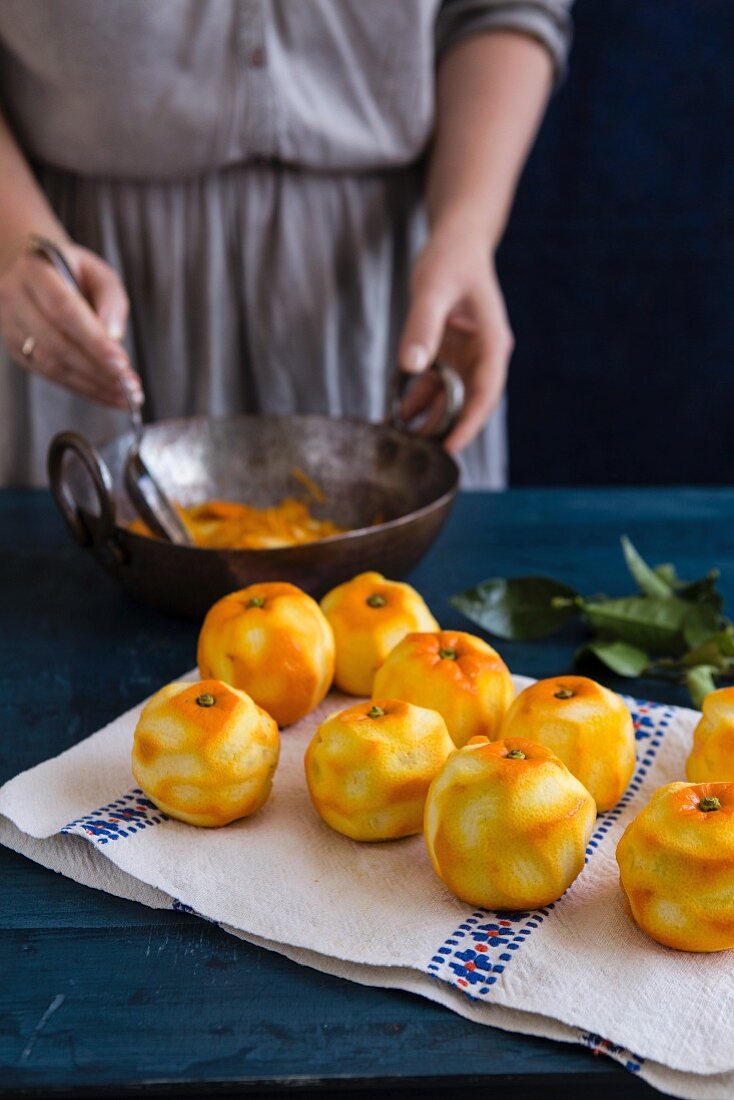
[0,238,142,408]
[398,220,513,453]
[402,31,554,454]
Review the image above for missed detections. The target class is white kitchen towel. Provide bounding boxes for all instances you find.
[2,672,733,1100]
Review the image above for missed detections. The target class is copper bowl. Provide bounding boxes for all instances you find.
[47,414,459,618]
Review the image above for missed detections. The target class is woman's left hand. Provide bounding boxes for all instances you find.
[398,222,514,453]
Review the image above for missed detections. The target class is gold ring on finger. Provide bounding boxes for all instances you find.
[21,335,37,360]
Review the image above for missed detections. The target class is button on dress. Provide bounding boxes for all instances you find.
[0,0,572,487]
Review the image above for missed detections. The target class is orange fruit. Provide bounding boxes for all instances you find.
[320,571,439,696]
[197,582,335,726]
[131,679,279,827]
[424,737,595,909]
[617,781,734,951]
[686,686,734,782]
[499,675,635,812]
[304,698,455,841]
[372,630,514,747]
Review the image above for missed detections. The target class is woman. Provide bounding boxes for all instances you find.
[0,1,572,487]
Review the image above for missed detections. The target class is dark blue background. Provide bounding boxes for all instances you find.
[501,0,733,485]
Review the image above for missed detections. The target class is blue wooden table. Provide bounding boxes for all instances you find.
[5,488,726,1098]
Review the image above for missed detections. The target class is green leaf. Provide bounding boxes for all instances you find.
[653,563,680,587]
[713,625,734,656]
[578,638,649,677]
[581,595,689,655]
[677,570,723,609]
[450,576,580,641]
[684,665,718,710]
[681,639,734,671]
[682,603,723,649]
[651,563,723,607]
[621,536,674,598]
[655,626,734,672]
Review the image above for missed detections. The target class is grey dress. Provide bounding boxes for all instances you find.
[0,0,572,488]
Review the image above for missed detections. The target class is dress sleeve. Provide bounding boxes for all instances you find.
[435,0,574,84]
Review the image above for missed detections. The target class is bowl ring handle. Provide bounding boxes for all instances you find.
[389,360,465,440]
[47,430,117,549]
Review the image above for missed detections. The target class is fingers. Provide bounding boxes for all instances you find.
[20,250,136,389]
[398,371,448,437]
[398,245,513,451]
[6,295,131,409]
[443,309,514,454]
[419,388,448,438]
[398,279,453,375]
[76,247,130,340]
[399,371,441,422]
[0,243,143,409]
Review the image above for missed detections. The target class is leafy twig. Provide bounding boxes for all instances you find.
[450,537,729,709]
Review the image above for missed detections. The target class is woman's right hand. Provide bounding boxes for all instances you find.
[0,238,142,408]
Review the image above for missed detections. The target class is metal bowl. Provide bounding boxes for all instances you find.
[48,414,459,618]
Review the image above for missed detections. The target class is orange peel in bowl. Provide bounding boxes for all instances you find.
[131,679,280,827]
[304,698,455,841]
[320,571,439,696]
[686,685,734,782]
[197,581,335,727]
[372,630,514,747]
[128,484,345,549]
[617,781,734,952]
[499,675,635,812]
[424,737,596,909]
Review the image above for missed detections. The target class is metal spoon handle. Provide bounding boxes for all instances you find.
[27,235,80,288]
[118,375,144,445]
